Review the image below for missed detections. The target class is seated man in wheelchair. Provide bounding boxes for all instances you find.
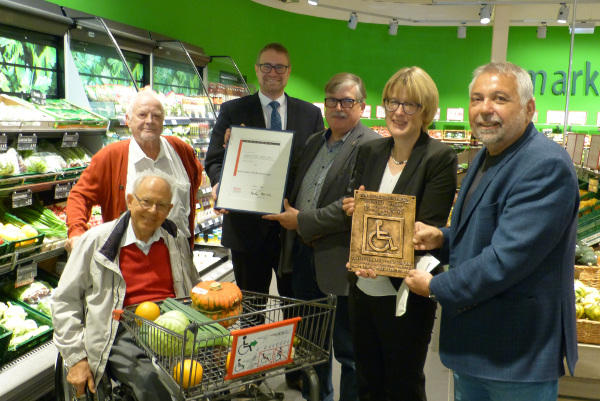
[52,174,200,400]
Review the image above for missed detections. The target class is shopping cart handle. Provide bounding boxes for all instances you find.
[112,309,124,321]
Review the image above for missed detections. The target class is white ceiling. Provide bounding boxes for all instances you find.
[252,0,600,27]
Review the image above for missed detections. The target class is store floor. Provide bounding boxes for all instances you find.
[259,273,587,401]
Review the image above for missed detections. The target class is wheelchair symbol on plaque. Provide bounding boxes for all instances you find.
[362,216,404,258]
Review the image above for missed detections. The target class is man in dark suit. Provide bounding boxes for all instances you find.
[406,61,579,400]
[205,43,324,299]
[264,73,380,401]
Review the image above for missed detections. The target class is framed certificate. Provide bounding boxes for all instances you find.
[215,126,294,214]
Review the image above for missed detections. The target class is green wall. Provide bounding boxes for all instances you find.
[48,0,600,128]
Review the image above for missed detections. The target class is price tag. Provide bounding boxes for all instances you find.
[17,133,37,151]
[62,132,79,147]
[12,190,33,208]
[29,90,46,106]
[55,183,72,199]
[0,133,7,152]
[15,262,37,287]
[171,119,178,125]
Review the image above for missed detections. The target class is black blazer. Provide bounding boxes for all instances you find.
[348,131,458,287]
[205,92,324,252]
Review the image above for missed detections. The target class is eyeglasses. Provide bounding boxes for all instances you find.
[384,99,421,115]
[133,194,170,213]
[324,98,361,109]
[257,64,289,74]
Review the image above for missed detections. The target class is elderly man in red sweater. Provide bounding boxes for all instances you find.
[66,89,202,251]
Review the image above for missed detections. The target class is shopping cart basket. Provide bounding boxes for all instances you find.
[112,291,337,401]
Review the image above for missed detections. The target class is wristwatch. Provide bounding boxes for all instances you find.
[428,287,437,301]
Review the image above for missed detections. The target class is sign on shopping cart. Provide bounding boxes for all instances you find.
[225,316,301,380]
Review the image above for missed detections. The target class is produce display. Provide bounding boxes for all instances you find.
[0,280,53,317]
[0,223,38,243]
[0,102,54,123]
[575,243,599,266]
[0,200,67,239]
[190,281,242,328]
[29,99,105,122]
[0,139,92,177]
[575,280,600,321]
[0,301,50,348]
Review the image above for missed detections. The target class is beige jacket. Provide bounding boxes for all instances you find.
[52,211,199,382]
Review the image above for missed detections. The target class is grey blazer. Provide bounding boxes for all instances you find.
[280,122,380,295]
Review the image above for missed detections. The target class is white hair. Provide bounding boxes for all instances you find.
[126,89,165,118]
[131,174,173,202]
[469,62,534,107]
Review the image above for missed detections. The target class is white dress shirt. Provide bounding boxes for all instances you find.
[126,137,191,237]
[120,218,165,255]
[258,91,287,130]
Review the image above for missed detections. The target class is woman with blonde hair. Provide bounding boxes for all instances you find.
[343,67,457,400]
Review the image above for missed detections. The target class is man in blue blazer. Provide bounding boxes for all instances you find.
[205,43,324,299]
[406,61,578,400]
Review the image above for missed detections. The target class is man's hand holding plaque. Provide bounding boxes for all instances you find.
[346,189,416,278]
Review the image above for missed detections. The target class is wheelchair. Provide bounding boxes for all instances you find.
[54,353,136,401]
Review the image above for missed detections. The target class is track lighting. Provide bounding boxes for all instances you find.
[389,19,398,36]
[308,0,318,5]
[479,4,492,24]
[348,12,358,30]
[537,23,547,39]
[457,24,467,39]
[557,3,569,24]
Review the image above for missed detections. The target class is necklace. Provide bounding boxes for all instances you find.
[390,146,408,165]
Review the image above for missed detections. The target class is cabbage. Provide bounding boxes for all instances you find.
[0,303,27,324]
[148,310,195,357]
[585,304,600,321]
[576,303,585,319]
[2,318,36,337]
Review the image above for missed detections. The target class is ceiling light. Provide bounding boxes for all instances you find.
[479,4,492,24]
[389,19,398,36]
[348,12,358,30]
[457,24,467,39]
[537,23,547,39]
[570,22,595,34]
[557,4,569,24]
[308,0,318,5]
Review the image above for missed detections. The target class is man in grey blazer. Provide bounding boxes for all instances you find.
[407,62,578,401]
[265,73,380,401]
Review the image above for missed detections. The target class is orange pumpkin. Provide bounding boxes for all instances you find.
[195,303,243,328]
[191,281,242,311]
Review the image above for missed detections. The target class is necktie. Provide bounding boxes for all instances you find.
[269,101,282,130]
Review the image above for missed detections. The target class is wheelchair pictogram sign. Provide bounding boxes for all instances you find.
[362,215,404,258]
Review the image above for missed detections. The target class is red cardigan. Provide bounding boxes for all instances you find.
[67,136,202,245]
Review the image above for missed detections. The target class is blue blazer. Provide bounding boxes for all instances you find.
[431,123,579,381]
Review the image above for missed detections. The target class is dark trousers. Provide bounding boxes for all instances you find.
[230,225,298,382]
[106,326,173,401]
[292,240,358,401]
[230,224,293,298]
[348,284,437,401]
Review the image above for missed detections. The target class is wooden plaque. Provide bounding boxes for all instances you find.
[348,190,416,278]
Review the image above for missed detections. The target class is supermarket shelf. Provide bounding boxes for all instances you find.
[0,340,56,401]
[0,169,86,197]
[0,240,67,275]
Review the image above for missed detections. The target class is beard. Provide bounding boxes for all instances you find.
[471,109,527,147]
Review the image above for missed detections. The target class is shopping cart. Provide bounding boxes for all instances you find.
[111,292,337,401]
